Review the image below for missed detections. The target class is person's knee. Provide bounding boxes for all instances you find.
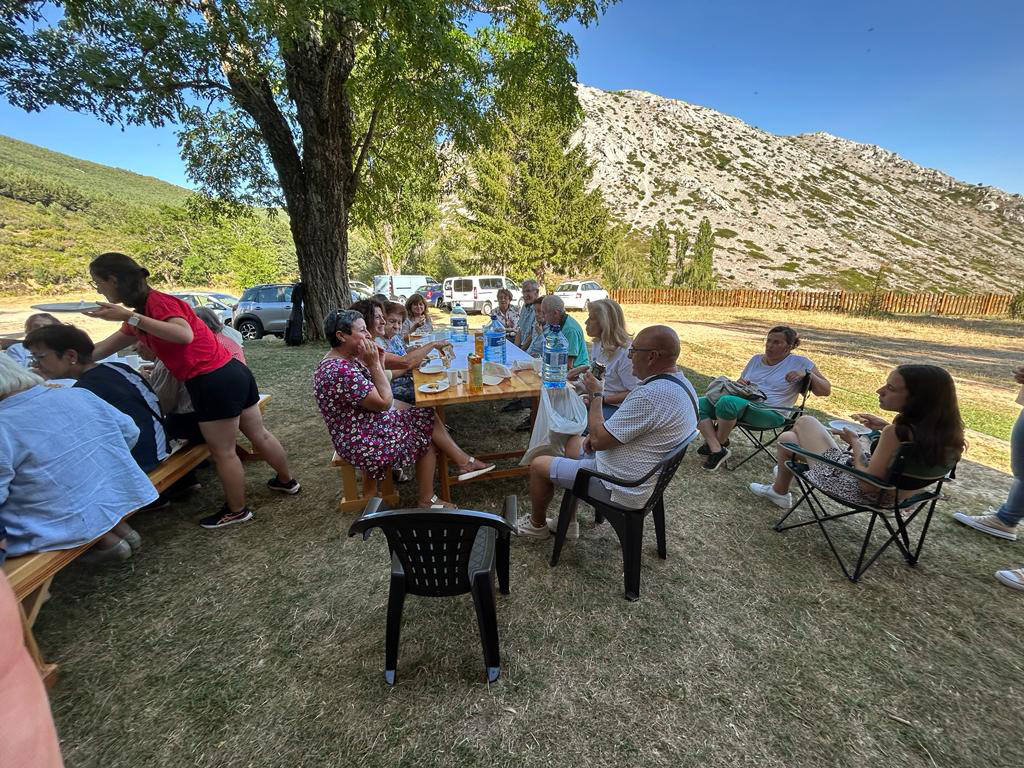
[530,456,554,481]
[697,396,714,422]
[715,395,746,421]
[794,414,818,430]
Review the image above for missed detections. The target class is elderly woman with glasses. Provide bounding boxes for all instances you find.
[314,309,494,508]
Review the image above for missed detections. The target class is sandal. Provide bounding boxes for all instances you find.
[457,458,495,482]
[423,494,457,510]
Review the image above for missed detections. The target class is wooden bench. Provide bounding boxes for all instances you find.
[332,453,399,513]
[2,394,272,686]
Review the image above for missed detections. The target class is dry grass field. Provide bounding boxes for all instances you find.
[3,297,1022,768]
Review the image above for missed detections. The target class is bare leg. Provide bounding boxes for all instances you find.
[415,445,439,506]
[773,416,838,494]
[529,456,557,526]
[697,418,720,452]
[716,418,737,445]
[198,417,247,512]
[238,405,292,482]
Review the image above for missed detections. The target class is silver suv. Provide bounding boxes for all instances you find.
[232,283,372,339]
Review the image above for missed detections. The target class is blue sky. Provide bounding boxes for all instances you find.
[1,0,1021,193]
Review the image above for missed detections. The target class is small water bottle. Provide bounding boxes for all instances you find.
[483,313,506,364]
[450,302,468,342]
[542,325,568,389]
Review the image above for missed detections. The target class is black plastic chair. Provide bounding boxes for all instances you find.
[726,372,813,471]
[348,496,517,684]
[774,441,956,581]
[550,434,696,601]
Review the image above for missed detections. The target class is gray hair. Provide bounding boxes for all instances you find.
[0,352,43,397]
[521,279,540,291]
[540,294,565,314]
[194,306,224,334]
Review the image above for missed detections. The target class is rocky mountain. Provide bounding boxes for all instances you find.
[574,84,1024,292]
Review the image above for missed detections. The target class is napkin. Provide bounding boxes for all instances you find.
[511,359,541,374]
[483,361,512,380]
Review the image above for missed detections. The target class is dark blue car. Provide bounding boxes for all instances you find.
[417,282,444,308]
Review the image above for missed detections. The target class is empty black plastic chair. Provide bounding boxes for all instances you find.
[349,496,517,684]
[550,434,696,601]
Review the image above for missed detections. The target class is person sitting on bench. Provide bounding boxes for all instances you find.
[518,325,698,541]
[0,355,157,563]
[749,364,965,510]
[697,325,831,471]
[25,324,169,473]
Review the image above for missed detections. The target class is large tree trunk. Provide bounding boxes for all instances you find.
[288,187,351,340]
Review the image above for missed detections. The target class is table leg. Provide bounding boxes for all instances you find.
[437,405,451,502]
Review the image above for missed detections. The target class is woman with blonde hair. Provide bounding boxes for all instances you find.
[568,298,639,418]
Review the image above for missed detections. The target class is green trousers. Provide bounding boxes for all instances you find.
[697,395,786,429]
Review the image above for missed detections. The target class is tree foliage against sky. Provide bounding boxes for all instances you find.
[1,0,615,335]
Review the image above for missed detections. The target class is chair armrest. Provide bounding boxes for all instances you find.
[571,432,697,494]
[780,442,896,491]
[349,497,384,539]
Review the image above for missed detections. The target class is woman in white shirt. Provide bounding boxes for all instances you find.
[696,325,831,471]
[569,299,639,418]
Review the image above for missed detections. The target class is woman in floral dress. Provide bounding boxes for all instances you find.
[314,309,493,507]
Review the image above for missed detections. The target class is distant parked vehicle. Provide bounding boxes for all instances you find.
[350,279,373,296]
[442,275,521,314]
[417,282,444,308]
[233,283,369,340]
[372,274,436,303]
[171,292,234,326]
[553,279,608,311]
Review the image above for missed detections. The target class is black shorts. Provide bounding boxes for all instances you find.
[185,358,260,422]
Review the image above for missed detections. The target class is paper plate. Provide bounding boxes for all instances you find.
[828,419,871,436]
[419,363,445,374]
[418,380,450,394]
[31,301,101,313]
[482,374,504,387]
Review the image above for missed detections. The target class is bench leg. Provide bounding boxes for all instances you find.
[19,579,59,688]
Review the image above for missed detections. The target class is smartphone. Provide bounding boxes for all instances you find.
[590,362,605,380]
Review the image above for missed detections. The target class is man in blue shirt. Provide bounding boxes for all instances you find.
[539,295,590,367]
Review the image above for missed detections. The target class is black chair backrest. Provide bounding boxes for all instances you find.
[638,437,693,512]
[349,508,514,597]
[887,442,957,491]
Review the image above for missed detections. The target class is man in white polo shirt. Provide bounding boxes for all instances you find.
[518,325,698,540]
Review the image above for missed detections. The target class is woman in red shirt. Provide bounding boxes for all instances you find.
[86,252,299,529]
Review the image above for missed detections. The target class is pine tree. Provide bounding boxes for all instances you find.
[671,228,690,287]
[648,219,670,286]
[687,217,717,289]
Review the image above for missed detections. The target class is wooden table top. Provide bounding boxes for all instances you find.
[412,365,541,406]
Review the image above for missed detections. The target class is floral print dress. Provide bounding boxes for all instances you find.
[314,356,434,479]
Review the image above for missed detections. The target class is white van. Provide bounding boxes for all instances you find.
[372,274,436,302]
[442,275,522,314]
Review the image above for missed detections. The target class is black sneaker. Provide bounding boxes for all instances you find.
[199,506,253,529]
[702,448,730,471]
[697,439,730,456]
[267,476,301,494]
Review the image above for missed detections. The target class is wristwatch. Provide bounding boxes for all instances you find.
[127,313,142,328]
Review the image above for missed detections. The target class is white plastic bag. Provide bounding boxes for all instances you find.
[519,387,588,465]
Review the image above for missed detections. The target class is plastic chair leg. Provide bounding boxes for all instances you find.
[496,534,510,595]
[384,573,406,685]
[622,515,644,601]
[471,573,501,683]
[653,498,667,559]
[550,491,577,567]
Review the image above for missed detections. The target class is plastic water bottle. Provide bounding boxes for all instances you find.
[542,325,568,389]
[483,314,506,364]
[450,302,468,342]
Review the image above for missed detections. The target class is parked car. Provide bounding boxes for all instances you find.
[553,279,609,311]
[417,282,444,308]
[350,279,373,296]
[171,292,234,326]
[372,274,436,303]
[442,275,522,314]
[233,283,370,340]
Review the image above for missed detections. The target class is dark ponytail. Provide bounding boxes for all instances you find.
[89,252,151,309]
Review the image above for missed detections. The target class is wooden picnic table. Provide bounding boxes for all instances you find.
[412,334,541,501]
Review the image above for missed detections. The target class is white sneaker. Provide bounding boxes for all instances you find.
[750,482,792,509]
[517,515,550,540]
[995,567,1024,591]
[952,511,1018,541]
[546,517,580,540]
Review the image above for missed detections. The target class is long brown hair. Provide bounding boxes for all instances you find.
[892,364,965,466]
[89,252,151,309]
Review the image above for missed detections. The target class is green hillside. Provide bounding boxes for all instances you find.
[0,134,296,293]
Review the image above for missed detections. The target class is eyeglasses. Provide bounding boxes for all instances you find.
[328,309,362,336]
[627,347,657,358]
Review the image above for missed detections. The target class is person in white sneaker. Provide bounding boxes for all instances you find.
[952,364,1024,542]
[750,365,965,511]
[995,566,1024,591]
[518,326,698,540]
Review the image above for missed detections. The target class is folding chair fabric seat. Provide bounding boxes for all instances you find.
[727,372,813,471]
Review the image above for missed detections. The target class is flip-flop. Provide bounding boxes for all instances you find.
[457,459,495,482]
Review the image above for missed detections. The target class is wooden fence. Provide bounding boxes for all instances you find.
[608,288,1013,317]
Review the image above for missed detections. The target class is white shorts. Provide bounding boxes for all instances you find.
[548,451,614,504]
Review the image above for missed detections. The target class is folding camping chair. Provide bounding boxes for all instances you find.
[726,372,812,471]
[773,441,956,582]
